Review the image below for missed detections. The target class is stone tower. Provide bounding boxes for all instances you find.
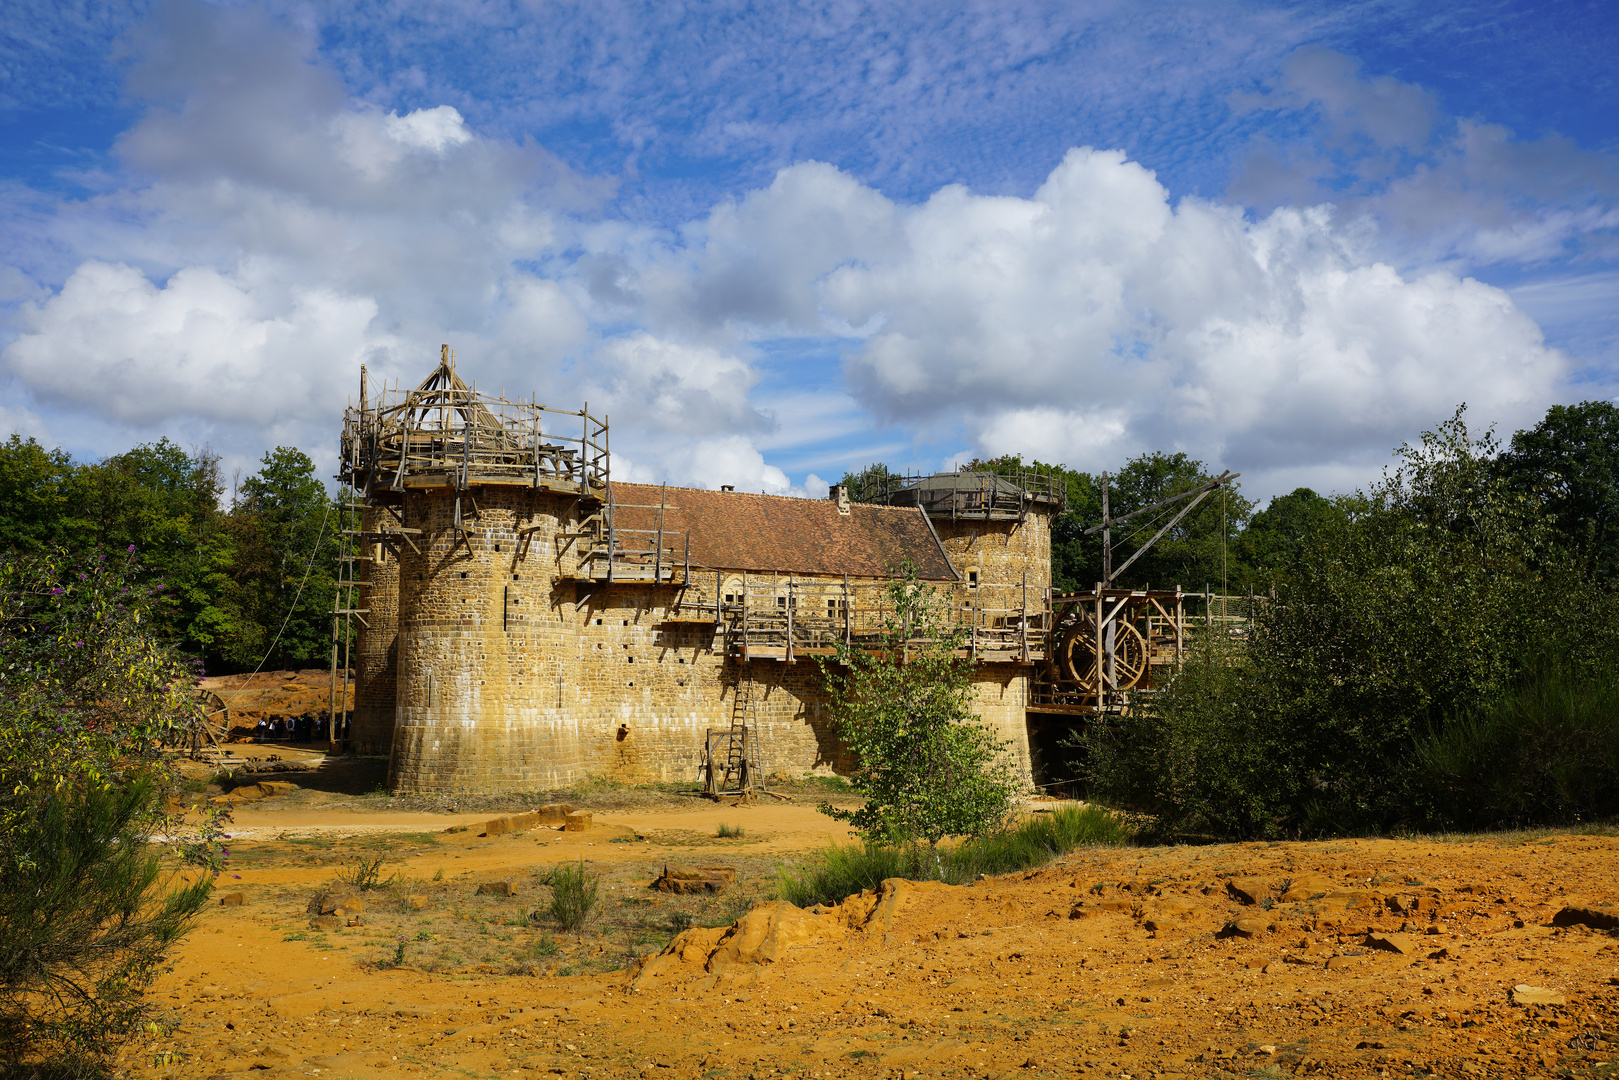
[347,504,399,755]
[874,470,1062,604]
[339,348,611,792]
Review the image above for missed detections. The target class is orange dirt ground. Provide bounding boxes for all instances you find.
[125,786,1618,1080]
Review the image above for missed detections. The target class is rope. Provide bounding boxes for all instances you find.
[211,497,335,708]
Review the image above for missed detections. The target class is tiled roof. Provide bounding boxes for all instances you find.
[609,483,957,581]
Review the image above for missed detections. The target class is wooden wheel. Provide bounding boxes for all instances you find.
[1058,613,1148,692]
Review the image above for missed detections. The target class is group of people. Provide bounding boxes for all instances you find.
[252,713,347,744]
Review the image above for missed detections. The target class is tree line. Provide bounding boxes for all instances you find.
[846,402,1619,835]
[0,436,340,674]
[6,398,1615,676]
[847,400,1619,597]
[1075,404,1618,836]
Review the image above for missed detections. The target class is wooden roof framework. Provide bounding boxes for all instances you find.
[869,467,1067,521]
[341,345,611,499]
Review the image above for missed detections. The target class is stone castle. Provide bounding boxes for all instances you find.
[338,350,1066,794]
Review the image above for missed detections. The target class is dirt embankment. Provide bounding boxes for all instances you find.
[119,797,1619,1080]
[199,669,353,737]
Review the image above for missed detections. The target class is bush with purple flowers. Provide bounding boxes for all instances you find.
[0,547,217,1074]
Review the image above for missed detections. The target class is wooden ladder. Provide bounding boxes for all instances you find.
[722,670,757,794]
[699,668,794,803]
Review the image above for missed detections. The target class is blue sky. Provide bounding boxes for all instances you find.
[2,0,1615,501]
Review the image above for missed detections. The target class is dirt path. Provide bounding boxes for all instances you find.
[121,799,1619,1080]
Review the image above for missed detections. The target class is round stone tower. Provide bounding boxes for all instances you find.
[876,471,1061,599]
[337,346,611,793]
[389,487,587,793]
[347,503,399,755]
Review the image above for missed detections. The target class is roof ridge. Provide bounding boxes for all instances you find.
[617,480,965,514]
[616,482,825,503]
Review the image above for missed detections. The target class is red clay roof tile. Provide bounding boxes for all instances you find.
[609,483,956,581]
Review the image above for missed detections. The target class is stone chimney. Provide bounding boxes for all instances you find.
[831,483,851,515]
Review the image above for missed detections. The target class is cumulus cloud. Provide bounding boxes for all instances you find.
[644,435,792,494]
[1229,48,1619,274]
[649,150,1564,487]
[632,162,904,335]
[0,10,1587,499]
[6,260,389,426]
[0,0,609,469]
[581,333,770,438]
[383,106,474,155]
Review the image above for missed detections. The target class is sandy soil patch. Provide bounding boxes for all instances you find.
[120,798,1619,1080]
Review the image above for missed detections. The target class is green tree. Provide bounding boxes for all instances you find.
[1242,409,1570,831]
[1233,487,1348,586]
[0,435,84,551]
[0,549,202,802]
[1084,407,1613,837]
[817,568,1018,872]
[223,447,338,669]
[0,548,216,1072]
[1049,452,1253,593]
[78,440,238,664]
[840,462,903,503]
[0,436,242,669]
[1497,400,1619,580]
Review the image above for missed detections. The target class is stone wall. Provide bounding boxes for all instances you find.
[930,511,1052,603]
[348,504,399,755]
[389,487,582,792]
[372,486,1044,794]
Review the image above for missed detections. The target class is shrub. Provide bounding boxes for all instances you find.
[0,776,212,1074]
[1080,633,1291,839]
[1079,410,1619,838]
[817,567,1018,870]
[541,860,599,932]
[0,549,222,1076]
[715,823,745,838]
[337,856,395,892]
[777,805,1129,908]
[1407,660,1619,829]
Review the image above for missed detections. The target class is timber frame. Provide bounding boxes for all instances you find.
[664,571,1051,665]
[338,347,691,585]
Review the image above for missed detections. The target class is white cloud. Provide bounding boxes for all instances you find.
[653,435,793,494]
[1228,49,1619,275]
[383,106,474,155]
[656,150,1564,484]
[582,333,768,437]
[0,1,604,472]
[5,260,390,427]
[0,11,1587,501]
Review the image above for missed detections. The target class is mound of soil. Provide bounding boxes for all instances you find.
[115,802,1619,1080]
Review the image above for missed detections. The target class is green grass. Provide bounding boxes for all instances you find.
[784,774,854,793]
[715,823,745,839]
[540,860,600,932]
[777,804,1131,907]
[336,856,396,891]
